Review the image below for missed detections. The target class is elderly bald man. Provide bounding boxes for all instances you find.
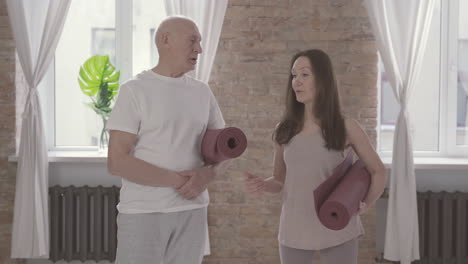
[107,16,229,264]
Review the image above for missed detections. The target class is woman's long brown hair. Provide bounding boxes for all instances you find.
[274,49,346,151]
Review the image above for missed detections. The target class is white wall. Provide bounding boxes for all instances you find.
[48,162,120,187]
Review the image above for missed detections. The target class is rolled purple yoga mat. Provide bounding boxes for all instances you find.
[314,153,371,230]
[201,127,247,164]
[314,153,353,214]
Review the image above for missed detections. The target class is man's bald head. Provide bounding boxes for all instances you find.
[155,16,198,51]
[153,16,202,76]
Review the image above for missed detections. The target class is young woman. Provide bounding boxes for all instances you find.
[244,49,386,264]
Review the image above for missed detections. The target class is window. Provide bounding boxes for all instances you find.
[92,28,116,65]
[456,39,468,145]
[150,28,158,66]
[379,0,468,157]
[40,0,166,150]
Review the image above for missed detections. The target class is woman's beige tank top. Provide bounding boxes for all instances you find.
[278,131,364,250]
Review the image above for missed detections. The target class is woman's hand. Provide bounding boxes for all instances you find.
[244,172,266,195]
[358,201,370,215]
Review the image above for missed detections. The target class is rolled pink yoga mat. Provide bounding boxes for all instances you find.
[313,152,371,230]
[201,127,247,164]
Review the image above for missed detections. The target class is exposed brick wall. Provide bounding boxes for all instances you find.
[205,0,378,263]
[0,0,22,262]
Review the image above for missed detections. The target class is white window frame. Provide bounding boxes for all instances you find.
[43,0,134,152]
[446,0,468,157]
[379,0,468,158]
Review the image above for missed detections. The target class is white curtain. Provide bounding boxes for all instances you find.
[7,0,71,258]
[364,1,435,263]
[164,0,228,255]
[164,0,228,83]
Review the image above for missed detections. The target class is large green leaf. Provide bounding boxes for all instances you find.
[77,55,120,117]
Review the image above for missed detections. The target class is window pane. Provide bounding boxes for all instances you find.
[133,0,166,74]
[379,61,400,151]
[55,0,115,147]
[379,1,441,152]
[92,28,116,65]
[457,0,468,146]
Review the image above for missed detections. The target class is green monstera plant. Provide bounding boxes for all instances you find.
[78,55,120,150]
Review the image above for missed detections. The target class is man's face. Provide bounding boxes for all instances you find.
[168,21,203,74]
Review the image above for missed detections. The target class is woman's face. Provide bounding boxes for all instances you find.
[291,56,316,104]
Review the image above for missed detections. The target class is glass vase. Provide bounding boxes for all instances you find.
[98,116,109,153]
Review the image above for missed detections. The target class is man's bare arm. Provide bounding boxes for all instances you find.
[107,130,187,188]
[176,159,233,200]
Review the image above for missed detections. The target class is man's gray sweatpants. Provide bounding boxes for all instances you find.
[115,207,207,264]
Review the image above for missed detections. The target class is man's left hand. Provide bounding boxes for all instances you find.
[176,166,215,200]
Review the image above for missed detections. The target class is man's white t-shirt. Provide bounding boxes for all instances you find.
[106,69,225,214]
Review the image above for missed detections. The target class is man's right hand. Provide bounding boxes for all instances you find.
[172,172,190,189]
[175,166,215,200]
